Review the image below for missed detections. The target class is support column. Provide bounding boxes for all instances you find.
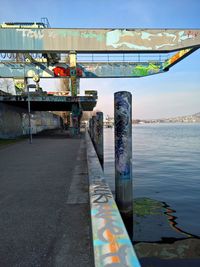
[71,103,82,135]
[69,51,82,135]
[69,51,77,97]
[114,91,133,238]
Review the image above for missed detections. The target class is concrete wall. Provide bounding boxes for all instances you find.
[0,103,61,139]
[22,112,61,135]
[0,103,23,138]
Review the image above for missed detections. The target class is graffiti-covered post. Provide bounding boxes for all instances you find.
[96,112,104,169]
[114,91,133,238]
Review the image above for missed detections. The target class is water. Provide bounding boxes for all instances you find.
[104,123,200,241]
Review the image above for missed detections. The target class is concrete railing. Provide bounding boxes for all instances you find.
[86,131,141,267]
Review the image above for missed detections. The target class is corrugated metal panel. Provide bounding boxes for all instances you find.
[0,29,200,52]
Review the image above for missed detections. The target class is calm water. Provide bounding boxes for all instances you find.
[104,123,200,240]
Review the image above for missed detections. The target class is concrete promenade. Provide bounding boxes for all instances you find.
[0,131,94,266]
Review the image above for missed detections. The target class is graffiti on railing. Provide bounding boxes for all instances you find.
[90,180,140,267]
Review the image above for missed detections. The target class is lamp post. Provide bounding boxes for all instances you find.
[27,84,36,144]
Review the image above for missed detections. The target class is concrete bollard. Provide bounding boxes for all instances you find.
[114,91,133,239]
[95,112,104,169]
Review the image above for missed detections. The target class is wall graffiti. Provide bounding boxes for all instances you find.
[16,28,44,39]
[92,182,112,203]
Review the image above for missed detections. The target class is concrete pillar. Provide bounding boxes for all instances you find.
[114,91,133,238]
[71,103,82,135]
[69,52,77,96]
[95,112,104,169]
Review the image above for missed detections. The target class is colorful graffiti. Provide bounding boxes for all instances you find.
[0,57,197,78]
[106,29,200,50]
[86,132,141,267]
[162,48,192,70]
[53,66,82,77]
[132,63,161,77]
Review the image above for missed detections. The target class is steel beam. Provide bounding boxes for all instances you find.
[0,28,200,53]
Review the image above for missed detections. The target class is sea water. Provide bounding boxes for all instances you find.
[104,123,200,240]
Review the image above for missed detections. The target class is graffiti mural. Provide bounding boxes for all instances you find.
[132,63,161,77]
[0,62,164,78]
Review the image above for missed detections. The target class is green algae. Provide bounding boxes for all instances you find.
[134,197,163,217]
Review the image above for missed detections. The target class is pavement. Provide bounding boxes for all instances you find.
[0,130,94,267]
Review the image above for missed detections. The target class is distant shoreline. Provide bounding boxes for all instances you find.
[132,113,200,124]
[133,121,200,124]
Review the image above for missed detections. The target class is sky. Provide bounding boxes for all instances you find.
[0,0,200,119]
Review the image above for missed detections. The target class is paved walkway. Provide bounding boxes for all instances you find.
[0,131,94,267]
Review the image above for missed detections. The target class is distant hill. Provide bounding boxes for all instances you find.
[134,112,200,124]
[193,112,200,117]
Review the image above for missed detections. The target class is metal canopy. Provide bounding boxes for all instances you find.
[0,95,97,111]
[0,28,200,53]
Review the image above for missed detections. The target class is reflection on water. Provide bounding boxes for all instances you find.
[104,124,200,241]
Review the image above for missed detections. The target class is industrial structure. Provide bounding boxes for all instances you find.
[0,21,200,135]
[0,21,200,266]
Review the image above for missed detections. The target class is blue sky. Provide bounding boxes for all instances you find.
[0,0,200,119]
